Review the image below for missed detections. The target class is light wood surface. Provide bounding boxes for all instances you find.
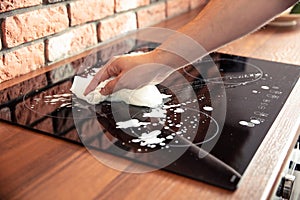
[1,8,300,200]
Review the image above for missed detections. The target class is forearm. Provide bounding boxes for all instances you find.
[180,0,297,51]
[153,0,298,68]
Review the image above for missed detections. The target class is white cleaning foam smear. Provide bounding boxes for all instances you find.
[131,130,166,147]
[174,108,185,113]
[70,75,164,108]
[143,107,167,118]
[116,119,150,129]
[203,106,213,112]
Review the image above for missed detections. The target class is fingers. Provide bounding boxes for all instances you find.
[84,67,106,95]
[84,77,101,96]
[84,57,120,96]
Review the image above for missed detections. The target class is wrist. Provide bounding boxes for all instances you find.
[150,48,188,70]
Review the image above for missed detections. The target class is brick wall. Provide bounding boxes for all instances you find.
[0,0,207,83]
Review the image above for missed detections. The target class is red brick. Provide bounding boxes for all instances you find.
[166,0,190,18]
[47,0,66,3]
[137,1,166,28]
[190,0,207,10]
[0,56,8,82]
[98,12,137,42]
[0,55,3,65]
[46,24,98,62]
[0,42,44,83]
[69,0,114,26]
[3,6,69,48]
[115,0,150,12]
[0,0,42,13]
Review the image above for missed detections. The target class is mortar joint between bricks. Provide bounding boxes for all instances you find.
[0,18,4,50]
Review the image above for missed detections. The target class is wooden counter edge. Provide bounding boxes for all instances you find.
[231,78,300,199]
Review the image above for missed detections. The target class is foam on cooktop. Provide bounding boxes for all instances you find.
[70,75,164,108]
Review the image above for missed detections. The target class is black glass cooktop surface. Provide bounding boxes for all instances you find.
[0,40,299,191]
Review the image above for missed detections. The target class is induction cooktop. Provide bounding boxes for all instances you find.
[0,40,299,191]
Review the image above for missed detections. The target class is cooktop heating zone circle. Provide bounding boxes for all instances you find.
[184,57,264,88]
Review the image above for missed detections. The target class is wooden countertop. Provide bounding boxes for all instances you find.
[1,8,300,200]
